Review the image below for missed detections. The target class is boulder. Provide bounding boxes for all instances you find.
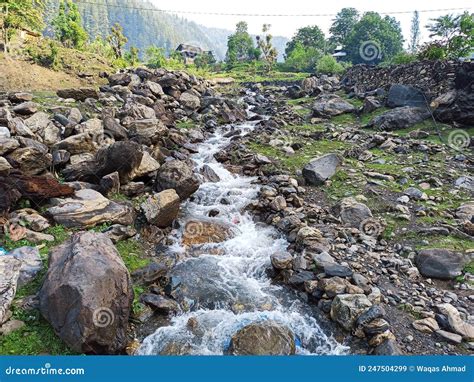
[295,226,329,252]
[141,189,180,228]
[362,96,382,114]
[415,249,468,280]
[433,90,474,126]
[140,293,179,314]
[302,153,341,186]
[154,160,200,200]
[57,88,99,101]
[339,197,373,229]
[0,256,21,324]
[182,219,235,246]
[436,303,474,341]
[47,189,135,228]
[312,94,355,118]
[330,294,372,331]
[39,232,133,353]
[386,84,426,108]
[12,102,38,115]
[412,317,439,333]
[270,252,293,270]
[228,321,296,355]
[7,147,52,175]
[5,246,42,287]
[179,91,201,110]
[368,106,430,131]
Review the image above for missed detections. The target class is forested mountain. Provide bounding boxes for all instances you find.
[44,0,288,61]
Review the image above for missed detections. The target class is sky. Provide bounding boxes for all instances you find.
[150,0,473,46]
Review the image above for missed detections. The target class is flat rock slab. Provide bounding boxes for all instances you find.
[47,188,134,228]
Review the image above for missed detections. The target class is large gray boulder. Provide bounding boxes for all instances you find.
[141,189,180,228]
[330,294,372,331]
[368,106,430,131]
[415,249,468,280]
[386,84,426,108]
[228,321,296,355]
[302,153,341,186]
[433,90,474,126]
[6,246,42,287]
[154,160,200,200]
[312,94,355,118]
[0,256,21,324]
[39,232,133,354]
[339,197,373,228]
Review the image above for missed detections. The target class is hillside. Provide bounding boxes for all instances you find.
[44,0,288,61]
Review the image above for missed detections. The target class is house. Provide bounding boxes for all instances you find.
[175,43,214,64]
[332,45,347,61]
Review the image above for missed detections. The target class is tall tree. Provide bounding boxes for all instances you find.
[0,0,45,53]
[107,22,127,59]
[285,25,325,56]
[408,11,420,54]
[426,12,474,58]
[345,12,404,64]
[256,24,277,72]
[329,7,359,46]
[52,0,88,49]
[225,21,257,65]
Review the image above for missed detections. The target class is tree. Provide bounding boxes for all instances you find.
[145,46,166,68]
[256,24,277,72]
[107,22,127,59]
[225,21,257,65]
[285,25,325,56]
[329,7,359,46]
[344,12,404,64]
[52,0,88,49]
[124,46,139,66]
[426,12,474,59]
[408,11,420,54]
[0,0,45,53]
[284,42,321,72]
[194,52,216,69]
[316,54,344,75]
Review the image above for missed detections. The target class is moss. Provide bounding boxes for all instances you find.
[331,113,357,124]
[132,285,145,315]
[415,235,474,252]
[360,107,389,125]
[115,239,150,272]
[324,170,361,200]
[176,121,195,129]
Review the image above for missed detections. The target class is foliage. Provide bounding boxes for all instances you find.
[408,10,420,54]
[107,22,127,59]
[417,41,447,60]
[124,45,139,66]
[52,0,88,49]
[426,12,474,59]
[194,52,216,69]
[344,12,404,64]
[0,0,45,52]
[115,239,149,272]
[316,54,344,74]
[329,7,359,46]
[390,51,418,65]
[225,21,258,66]
[285,25,326,57]
[256,24,277,73]
[283,41,321,72]
[145,46,166,69]
[87,35,114,59]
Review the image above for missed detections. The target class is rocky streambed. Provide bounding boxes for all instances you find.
[0,63,473,356]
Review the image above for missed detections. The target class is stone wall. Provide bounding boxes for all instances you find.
[341,60,465,100]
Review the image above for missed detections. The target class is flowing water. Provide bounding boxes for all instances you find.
[138,122,347,355]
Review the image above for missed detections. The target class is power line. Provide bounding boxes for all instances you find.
[75,2,472,18]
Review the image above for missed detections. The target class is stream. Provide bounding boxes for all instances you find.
[138,121,347,355]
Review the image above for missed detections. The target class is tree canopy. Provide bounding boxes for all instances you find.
[52,0,88,49]
[329,7,359,46]
[225,21,258,66]
[285,25,325,56]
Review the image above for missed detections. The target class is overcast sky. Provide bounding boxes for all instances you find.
[150,0,472,46]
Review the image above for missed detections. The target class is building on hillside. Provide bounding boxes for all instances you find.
[0,27,41,52]
[175,43,214,64]
[332,45,347,61]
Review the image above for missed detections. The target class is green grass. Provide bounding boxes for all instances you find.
[287,124,325,132]
[414,235,474,252]
[331,113,357,124]
[115,239,150,272]
[176,121,195,129]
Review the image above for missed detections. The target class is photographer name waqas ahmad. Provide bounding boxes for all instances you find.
[417,365,467,373]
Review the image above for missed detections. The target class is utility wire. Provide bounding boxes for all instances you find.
[74,2,472,17]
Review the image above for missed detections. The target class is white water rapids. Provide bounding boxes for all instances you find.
[138,122,348,355]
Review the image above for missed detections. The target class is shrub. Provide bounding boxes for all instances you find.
[315,54,344,75]
[391,52,418,65]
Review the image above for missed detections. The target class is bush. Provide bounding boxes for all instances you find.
[315,55,344,75]
[417,42,446,60]
[390,52,418,65]
[145,46,167,68]
[283,42,321,72]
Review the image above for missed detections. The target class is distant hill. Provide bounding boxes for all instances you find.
[45,0,288,61]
